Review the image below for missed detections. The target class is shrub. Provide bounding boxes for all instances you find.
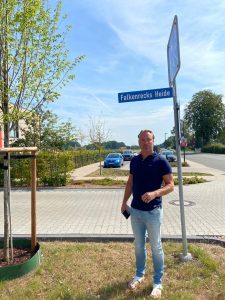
[174,176,206,185]
[202,143,225,154]
[37,151,74,186]
[0,150,75,187]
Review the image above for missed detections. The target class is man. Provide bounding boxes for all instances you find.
[121,129,174,299]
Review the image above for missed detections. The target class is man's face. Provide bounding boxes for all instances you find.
[138,131,154,152]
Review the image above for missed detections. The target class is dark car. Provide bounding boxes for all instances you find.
[122,150,134,161]
[160,150,177,162]
[103,153,124,168]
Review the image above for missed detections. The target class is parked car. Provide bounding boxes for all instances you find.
[122,150,135,161]
[103,153,124,168]
[160,150,177,162]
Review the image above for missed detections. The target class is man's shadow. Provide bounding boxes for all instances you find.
[75,280,152,300]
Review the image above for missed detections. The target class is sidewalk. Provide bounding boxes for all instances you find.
[0,159,225,243]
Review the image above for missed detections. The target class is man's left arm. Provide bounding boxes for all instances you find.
[141,174,174,203]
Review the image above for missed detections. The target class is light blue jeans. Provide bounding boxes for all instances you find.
[129,206,164,286]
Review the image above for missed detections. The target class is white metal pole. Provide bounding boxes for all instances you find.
[173,82,192,261]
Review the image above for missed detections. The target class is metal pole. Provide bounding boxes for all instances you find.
[173,82,192,261]
[31,151,37,251]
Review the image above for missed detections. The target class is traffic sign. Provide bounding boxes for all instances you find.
[180,137,187,147]
[167,15,180,86]
[118,87,173,103]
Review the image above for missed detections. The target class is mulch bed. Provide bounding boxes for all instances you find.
[0,248,32,267]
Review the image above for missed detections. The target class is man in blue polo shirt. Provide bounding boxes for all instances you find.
[121,129,174,299]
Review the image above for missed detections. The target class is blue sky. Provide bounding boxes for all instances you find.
[49,0,225,146]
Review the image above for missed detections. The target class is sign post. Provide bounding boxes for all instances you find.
[167,15,192,261]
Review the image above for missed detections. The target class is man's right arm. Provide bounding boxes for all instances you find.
[121,174,133,212]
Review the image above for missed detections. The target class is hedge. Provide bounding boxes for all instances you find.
[0,149,114,187]
[202,143,225,154]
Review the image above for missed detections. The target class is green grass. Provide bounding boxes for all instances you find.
[72,176,207,187]
[87,168,129,177]
[72,177,127,187]
[0,242,225,299]
[174,172,212,176]
[87,169,212,178]
[174,176,207,185]
[71,166,211,187]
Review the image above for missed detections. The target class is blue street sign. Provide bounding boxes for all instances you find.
[118,87,173,103]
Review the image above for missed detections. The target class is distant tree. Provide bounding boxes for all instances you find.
[76,129,87,148]
[130,145,140,150]
[103,140,126,150]
[85,143,96,150]
[164,135,175,149]
[88,116,110,174]
[0,0,84,261]
[184,90,225,148]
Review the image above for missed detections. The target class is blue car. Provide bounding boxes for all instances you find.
[104,153,124,168]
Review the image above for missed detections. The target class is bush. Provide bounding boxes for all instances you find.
[0,149,125,187]
[202,143,225,154]
[0,150,75,187]
[37,151,74,186]
[174,176,206,185]
[74,149,112,168]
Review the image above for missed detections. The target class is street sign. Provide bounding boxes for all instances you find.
[167,15,180,86]
[118,87,173,103]
[180,137,187,147]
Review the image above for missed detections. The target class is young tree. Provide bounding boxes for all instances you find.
[88,116,110,175]
[0,0,84,262]
[184,90,225,148]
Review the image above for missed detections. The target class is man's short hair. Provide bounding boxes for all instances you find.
[138,129,155,140]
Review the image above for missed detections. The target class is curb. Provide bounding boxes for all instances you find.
[1,234,224,247]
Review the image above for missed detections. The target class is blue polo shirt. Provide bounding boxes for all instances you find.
[130,152,172,211]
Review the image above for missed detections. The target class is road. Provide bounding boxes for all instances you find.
[122,154,225,174]
[186,153,225,173]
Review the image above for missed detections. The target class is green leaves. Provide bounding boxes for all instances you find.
[0,0,84,126]
[184,90,225,147]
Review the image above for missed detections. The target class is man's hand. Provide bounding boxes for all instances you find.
[141,191,156,203]
[121,202,129,213]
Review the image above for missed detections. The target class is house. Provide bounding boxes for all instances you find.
[0,119,28,147]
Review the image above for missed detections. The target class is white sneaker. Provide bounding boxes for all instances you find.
[127,275,144,289]
[150,284,162,298]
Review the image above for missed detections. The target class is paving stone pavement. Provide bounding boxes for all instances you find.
[0,159,225,239]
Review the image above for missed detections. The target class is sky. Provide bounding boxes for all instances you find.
[49,0,225,146]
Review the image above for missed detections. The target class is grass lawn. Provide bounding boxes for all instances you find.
[87,169,212,178]
[71,167,210,187]
[0,241,225,299]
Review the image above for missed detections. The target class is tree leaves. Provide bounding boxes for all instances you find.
[0,0,84,125]
[184,90,225,147]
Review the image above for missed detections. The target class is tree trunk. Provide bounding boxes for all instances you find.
[2,1,11,261]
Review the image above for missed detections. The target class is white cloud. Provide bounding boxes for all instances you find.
[52,0,225,145]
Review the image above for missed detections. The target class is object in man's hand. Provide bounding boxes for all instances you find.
[122,210,130,219]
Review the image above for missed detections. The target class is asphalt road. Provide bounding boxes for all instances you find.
[186,153,225,173]
[107,153,225,174]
